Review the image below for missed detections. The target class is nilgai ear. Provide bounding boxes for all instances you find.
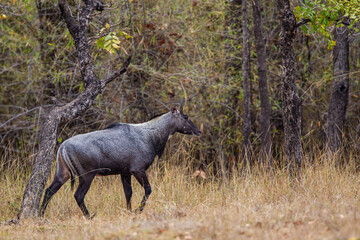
[180,99,184,115]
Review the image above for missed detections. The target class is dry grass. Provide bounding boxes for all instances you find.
[1,158,360,240]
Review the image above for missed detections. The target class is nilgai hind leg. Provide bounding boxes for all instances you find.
[40,154,70,217]
[40,175,68,217]
[121,174,132,210]
[74,173,96,219]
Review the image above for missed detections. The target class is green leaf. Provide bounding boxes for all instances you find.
[105,34,112,41]
[96,36,105,49]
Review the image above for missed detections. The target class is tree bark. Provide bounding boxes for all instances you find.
[19,0,130,219]
[252,0,272,164]
[242,0,251,164]
[326,18,350,154]
[276,0,302,169]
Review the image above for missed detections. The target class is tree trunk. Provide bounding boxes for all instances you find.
[19,0,130,219]
[326,19,350,154]
[242,0,251,164]
[276,0,302,169]
[252,0,272,164]
[18,112,60,218]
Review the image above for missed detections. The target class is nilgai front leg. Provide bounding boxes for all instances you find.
[121,174,132,211]
[131,170,152,212]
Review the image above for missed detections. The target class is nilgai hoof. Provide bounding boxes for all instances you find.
[3,219,20,226]
[134,207,144,213]
[85,212,97,220]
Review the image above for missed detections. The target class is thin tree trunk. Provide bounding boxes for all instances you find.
[252,0,272,164]
[276,0,303,169]
[19,0,130,219]
[242,0,251,164]
[326,18,350,154]
[305,35,311,81]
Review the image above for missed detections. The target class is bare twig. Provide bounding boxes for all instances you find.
[101,56,132,86]
[0,105,52,128]
[208,100,242,120]
[141,91,171,110]
[295,18,310,29]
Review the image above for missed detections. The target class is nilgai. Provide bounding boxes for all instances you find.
[40,102,201,218]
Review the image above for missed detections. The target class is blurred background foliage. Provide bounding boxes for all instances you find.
[1,0,360,175]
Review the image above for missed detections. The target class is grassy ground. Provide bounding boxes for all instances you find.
[1,160,360,240]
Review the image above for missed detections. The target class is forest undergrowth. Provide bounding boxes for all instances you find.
[2,0,360,239]
[1,145,360,240]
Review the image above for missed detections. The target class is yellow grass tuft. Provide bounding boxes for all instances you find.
[1,158,360,239]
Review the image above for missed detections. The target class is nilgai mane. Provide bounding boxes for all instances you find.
[40,101,201,219]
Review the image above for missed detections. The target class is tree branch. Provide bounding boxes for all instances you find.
[208,100,242,120]
[79,0,95,32]
[59,0,98,86]
[0,105,53,128]
[295,18,310,29]
[58,0,79,37]
[101,56,132,87]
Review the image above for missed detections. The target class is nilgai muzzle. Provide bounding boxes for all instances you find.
[40,102,201,219]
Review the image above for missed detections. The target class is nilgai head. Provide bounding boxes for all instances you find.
[171,99,201,136]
